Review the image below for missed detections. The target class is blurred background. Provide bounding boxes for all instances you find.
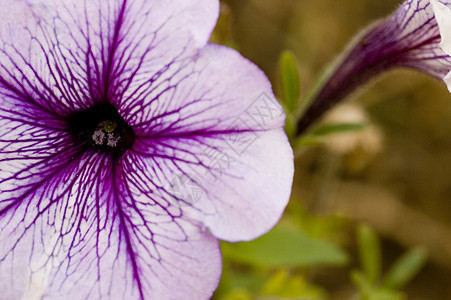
[212,0,451,299]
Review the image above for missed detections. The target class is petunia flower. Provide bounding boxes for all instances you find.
[0,0,294,299]
[296,0,451,135]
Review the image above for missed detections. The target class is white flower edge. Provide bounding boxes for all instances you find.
[432,0,451,91]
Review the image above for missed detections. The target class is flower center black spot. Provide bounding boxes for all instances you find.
[67,103,135,156]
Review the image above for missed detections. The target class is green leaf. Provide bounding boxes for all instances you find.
[284,112,297,139]
[382,247,428,289]
[293,122,367,150]
[311,122,367,137]
[357,224,381,284]
[369,289,405,300]
[293,136,323,148]
[216,290,253,300]
[262,270,325,299]
[351,271,406,300]
[220,225,349,268]
[279,50,301,113]
[351,270,373,296]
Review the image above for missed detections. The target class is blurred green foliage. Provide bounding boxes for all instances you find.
[279,50,301,139]
[352,224,428,300]
[220,225,349,268]
[295,122,368,149]
[279,50,301,114]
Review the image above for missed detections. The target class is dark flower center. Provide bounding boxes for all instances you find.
[67,103,135,156]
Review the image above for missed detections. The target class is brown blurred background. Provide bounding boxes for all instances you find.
[219,0,451,299]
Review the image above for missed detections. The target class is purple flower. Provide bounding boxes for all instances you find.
[0,0,294,299]
[297,0,451,134]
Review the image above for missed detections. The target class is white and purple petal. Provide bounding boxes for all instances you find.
[0,0,219,113]
[297,0,451,134]
[431,0,451,90]
[130,44,294,242]
[0,151,221,299]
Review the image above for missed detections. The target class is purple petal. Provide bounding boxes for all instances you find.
[0,0,219,113]
[297,0,451,134]
[131,44,294,242]
[0,151,221,299]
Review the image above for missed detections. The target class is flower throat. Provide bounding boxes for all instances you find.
[67,103,135,156]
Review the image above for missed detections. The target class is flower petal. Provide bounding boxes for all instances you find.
[0,0,219,112]
[198,128,294,242]
[431,0,451,90]
[297,0,451,133]
[432,0,451,54]
[132,44,294,242]
[0,149,221,299]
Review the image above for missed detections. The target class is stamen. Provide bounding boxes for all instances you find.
[91,121,122,148]
[92,130,106,145]
[107,132,121,147]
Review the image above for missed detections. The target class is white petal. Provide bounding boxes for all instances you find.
[432,0,451,55]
